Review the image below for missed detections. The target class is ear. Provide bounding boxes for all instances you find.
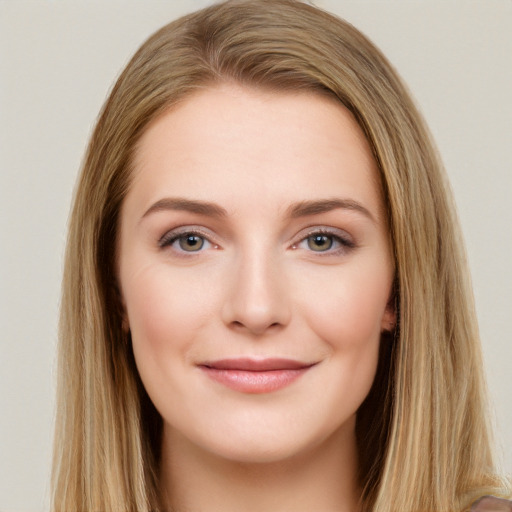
[381,303,396,333]
[121,308,130,333]
[115,281,130,333]
[381,286,397,333]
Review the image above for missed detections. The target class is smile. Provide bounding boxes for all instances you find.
[198,358,317,394]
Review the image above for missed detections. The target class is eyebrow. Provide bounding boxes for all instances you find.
[141,197,375,223]
[142,197,228,220]
[286,198,375,222]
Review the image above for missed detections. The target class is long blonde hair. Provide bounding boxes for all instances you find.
[52,1,509,510]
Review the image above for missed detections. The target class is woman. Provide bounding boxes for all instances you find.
[51,1,511,511]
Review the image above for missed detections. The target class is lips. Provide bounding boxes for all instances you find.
[198,358,316,394]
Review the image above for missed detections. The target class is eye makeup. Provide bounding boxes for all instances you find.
[291,227,356,256]
[158,226,219,255]
[157,223,356,260]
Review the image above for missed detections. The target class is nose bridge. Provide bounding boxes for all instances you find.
[222,239,290,335]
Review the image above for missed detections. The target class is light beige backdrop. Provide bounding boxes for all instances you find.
[1,1,510,511]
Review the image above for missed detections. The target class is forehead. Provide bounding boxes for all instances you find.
[128,83,384,221]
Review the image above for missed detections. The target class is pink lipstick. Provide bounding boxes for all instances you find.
[198,358,315,394]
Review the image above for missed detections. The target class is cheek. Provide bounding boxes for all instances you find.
[122,265,225,422]
[290,261,392,438]
[123,266,218,364]
[300,262,392,351]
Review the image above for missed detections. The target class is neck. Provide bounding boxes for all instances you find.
[160,422,361,512]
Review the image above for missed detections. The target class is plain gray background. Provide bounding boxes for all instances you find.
[1,1,510,510]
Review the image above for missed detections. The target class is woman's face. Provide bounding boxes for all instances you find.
[118,84,395,464]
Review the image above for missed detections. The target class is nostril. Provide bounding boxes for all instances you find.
[228,319,284,336]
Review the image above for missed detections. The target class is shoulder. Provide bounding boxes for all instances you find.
[471,496,512,511]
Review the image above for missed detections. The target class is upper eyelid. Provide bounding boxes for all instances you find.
[291,227,357,255]
[158,226,216,246]
[157,224,355,248]
[293,226,354,243]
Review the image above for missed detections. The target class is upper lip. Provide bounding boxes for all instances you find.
[199,358,315,371]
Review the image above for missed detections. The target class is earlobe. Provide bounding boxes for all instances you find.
[120,295,130,333]
[381,304,397,333]
[381,283,398,333]
[121,312,130,333]
[115,281,130,333]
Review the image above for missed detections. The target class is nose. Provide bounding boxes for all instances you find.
[221,249,291,336]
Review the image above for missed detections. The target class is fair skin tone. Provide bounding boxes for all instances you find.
[118,83,395,512]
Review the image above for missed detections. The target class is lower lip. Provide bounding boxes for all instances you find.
[199,367,310,394]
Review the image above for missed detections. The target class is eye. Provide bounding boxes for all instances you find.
[159,229,214,253]
[307,234,335,252]
[293,229,355,254]
[176,234,206,252]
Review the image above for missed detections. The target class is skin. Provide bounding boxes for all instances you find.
[118,83,395,512]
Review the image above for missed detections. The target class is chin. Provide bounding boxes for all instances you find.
[209,439,306,465]
[166,413,354,467]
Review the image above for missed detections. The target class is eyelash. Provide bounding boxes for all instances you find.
[158,227,355,256]
[158,227,217,254]
[291,228,355,256]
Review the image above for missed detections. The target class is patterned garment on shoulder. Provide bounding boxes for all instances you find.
[471,496,512,511]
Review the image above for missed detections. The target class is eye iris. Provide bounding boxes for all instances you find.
[179,235,204,251]
[308,234,333,251]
